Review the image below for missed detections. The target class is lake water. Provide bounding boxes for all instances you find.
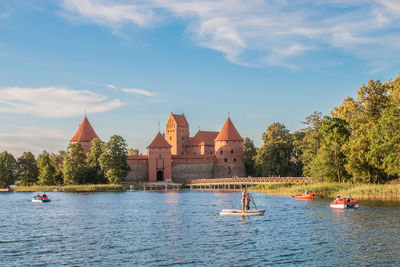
[1,191,400,266]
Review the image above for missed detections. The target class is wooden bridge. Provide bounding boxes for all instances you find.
[189,177,310,190]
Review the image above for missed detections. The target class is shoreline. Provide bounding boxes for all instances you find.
[249,182,400,201]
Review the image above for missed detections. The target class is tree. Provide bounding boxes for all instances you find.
[63,142,87,184]
[0,151,18,188]
[333,79,390,183]
[243,137,257,176]
[50,151,65,185]
[128,148,140,156]
[296,112,323,177]
[368,107,400,181]
[17,152,39,186]
[86,138,106,184]
[257,122,294,177]
[37,151,57,185]
[310,116,350,183]
[99,135,130,184]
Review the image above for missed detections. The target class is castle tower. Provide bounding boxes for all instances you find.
[147,132,172,182]
[165,113,189,155]
[214,117,245,177]
[70,116,100,154]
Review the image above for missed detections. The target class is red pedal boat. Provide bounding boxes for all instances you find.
[330,198,359,209]
[295,193,314,200]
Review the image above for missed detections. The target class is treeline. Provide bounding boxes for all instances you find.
[245,74,400,184]
[0,135,130,188]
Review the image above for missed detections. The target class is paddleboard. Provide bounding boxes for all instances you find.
[220,209,265,216]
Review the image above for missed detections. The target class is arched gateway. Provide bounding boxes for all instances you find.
[157,170,164,181]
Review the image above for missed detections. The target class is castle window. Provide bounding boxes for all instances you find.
[231,150,234,154]
[224,158,227,162]
[220,150,223,155]
[158,154,162,160]
[170,136,172,140]
[233,158,236,162]
[182,137,184,140]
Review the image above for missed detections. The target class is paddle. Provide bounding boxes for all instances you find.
[250,194,258,210]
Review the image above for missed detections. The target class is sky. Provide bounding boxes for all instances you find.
[1,0,400,156]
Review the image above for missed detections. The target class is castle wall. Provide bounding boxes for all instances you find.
[171,155,216,183]
[126,157,148,182]
[214,164,245,178]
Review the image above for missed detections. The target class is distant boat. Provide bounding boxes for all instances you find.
[32,195,50,203]
[295,193,314,200]
[330,198,359,209]
[220,209,265,216]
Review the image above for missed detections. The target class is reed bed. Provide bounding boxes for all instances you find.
[14,184,124,192]
[250,182,400,200]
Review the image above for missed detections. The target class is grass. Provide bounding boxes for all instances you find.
[13,184,124,192]
[250,182,400,200]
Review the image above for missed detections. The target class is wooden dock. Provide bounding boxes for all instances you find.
[189,177,310,190]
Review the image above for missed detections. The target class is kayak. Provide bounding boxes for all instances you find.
[220,209,265,216]
[330,198,359,209]
[295,193,314,200]
[32,196,50,203]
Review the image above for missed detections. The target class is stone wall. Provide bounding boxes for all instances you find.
[214,164,245,178]
[172,161,215,183]
[126,164,148,182]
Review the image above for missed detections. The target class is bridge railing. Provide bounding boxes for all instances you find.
[190,177,311,184]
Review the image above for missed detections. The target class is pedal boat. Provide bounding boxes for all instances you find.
[295,193,314,200]
[219,209,265,216]
[330,198,358,209]
[32,196,50,203]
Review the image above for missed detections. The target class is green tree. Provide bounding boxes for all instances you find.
[243,137,257,176]
[99,135,130,184]
[17,152,39,186]
[0,151,18,188]
[50,151,65,185]
[368,107,400,181]
[291,131,305,177]
[128,148,140,156]
[296,112,323,177]
[257,122,294,177]
[86,138,106,184]
[333,79,390,183]
[63,142,87,184]
[310,116,350,183]
[37,151,57,185]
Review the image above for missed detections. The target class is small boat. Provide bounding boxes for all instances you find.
[295,193,314,200]
[220,209,265,216]
[32,196,50,203]
[330,198,359,209]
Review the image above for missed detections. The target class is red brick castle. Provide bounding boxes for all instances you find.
[70,113,245,183]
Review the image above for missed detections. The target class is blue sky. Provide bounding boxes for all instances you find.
[1,0,400,156]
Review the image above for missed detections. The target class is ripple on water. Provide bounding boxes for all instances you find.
[1,191,400,265]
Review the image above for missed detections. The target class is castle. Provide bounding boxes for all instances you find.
[70,113,245,183]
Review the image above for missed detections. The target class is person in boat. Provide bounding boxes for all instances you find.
[36,192,41,199]
[305,190,309,195]
[42,192,47,199]
[346,194,352,202]
[335,194,341,200]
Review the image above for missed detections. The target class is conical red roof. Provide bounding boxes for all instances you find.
[214,118,243,142]
[70,116,100,142]
[147,132,172,149]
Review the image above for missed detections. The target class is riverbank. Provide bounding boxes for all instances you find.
[13,184,124,192]
[250,182,400,200]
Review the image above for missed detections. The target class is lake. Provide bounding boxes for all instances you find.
[1,191,400,266]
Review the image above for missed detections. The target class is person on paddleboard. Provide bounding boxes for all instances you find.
[241,188,248,211]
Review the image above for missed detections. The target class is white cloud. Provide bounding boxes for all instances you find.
[60,0,400,69]
[0,87,123,118]
[123,88,154,96]
[0,126,70,156]
[106,84,116,89]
